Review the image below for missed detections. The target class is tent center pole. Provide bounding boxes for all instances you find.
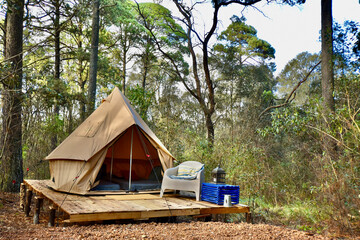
[110,145,114,182]
[128,127,134,191]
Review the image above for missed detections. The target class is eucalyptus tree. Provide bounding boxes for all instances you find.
[167,1,274,147]
[0,0,25,192]
[23,0,86,149]
[61,5,93,122]
[137,0,307,147]
[135,2,188,91]
[212,16,275,136]
[134,2,188,121]
[87,0,100,114]
[321,0,334,114]
[106,0,143,95]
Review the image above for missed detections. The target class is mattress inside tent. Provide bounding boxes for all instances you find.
[91,179,162,192]
[91,165,163,192]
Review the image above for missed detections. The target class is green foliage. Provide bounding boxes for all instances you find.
[138,3,187,42]
[214,16,275,62]
[127,85,155,121]
[254,199,331,233]
[258,89,360,231]
[134,2,189,86]
[333,20,360,73]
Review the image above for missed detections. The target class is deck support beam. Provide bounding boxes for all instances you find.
[245,212,252,223]
[19,183,26,211]
[25,189,33,217]
[33,196,44,224]
[48,205,56,227]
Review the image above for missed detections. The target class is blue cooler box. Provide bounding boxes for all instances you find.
[201,182,239,205]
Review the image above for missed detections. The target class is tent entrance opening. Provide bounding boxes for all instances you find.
[92,125,163,192]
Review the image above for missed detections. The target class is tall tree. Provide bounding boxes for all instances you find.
[26,0,80,149]
[321,0,335,113]
[170,0,276,147]
[52,0,61,150]
[213,16,275,138]
[87,0,100,114]
[0,0,24,192]
[113,1,142,95]
[62,8,91,122]
[135,3,181,92]
[320,0,336,156]
[135,2,188,119]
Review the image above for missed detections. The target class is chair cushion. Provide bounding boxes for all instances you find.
[170,164,204,180]
[169,174,198,180]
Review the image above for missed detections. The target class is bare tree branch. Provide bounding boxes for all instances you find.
[259,60,321,118]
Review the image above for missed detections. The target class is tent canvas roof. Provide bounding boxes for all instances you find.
[45,87,173,162]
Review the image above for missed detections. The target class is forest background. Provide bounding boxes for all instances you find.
[0,0,359,236]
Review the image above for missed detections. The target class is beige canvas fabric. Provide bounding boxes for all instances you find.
[45,87,174,194]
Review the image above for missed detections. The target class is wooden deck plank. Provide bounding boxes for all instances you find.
[165,198,210,209]
[130,199,168,211]
[106,194,161,200]
[120,200,155,212]
[157,199,192,210]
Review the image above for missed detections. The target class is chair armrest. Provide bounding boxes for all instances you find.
[196,168,205,182]
[164,166,179,177]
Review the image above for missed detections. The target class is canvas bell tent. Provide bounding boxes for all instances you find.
[45,87,174,194]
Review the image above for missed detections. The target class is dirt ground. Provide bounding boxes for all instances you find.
[0,192,339,240]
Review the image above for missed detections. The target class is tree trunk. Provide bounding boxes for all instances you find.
[321,0,336,155]
[67,104,73,134]
[205,112,215,148]
[79,60,87,122]
[122,42,127,95]
[87,0,100,114]
[77,36,87,122]
[52,0,61,150]
[142,36,152,91]
[0,0,24,192]
[321,0,335,113]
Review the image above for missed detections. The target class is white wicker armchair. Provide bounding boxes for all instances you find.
[160,161,205,201]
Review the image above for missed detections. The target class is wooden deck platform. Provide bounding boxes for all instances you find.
[22,179,250,224]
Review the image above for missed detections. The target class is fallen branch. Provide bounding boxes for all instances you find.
[259,60,321,118]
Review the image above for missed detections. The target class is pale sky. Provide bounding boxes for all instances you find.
[218,0,360,75]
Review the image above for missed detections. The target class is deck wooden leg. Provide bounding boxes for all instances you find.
[19,183,26,211]
[48,206,56,227]
[204,215,212,222]
[245,212,252,223]
[33,196,43,224]
[25,189,33,217]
